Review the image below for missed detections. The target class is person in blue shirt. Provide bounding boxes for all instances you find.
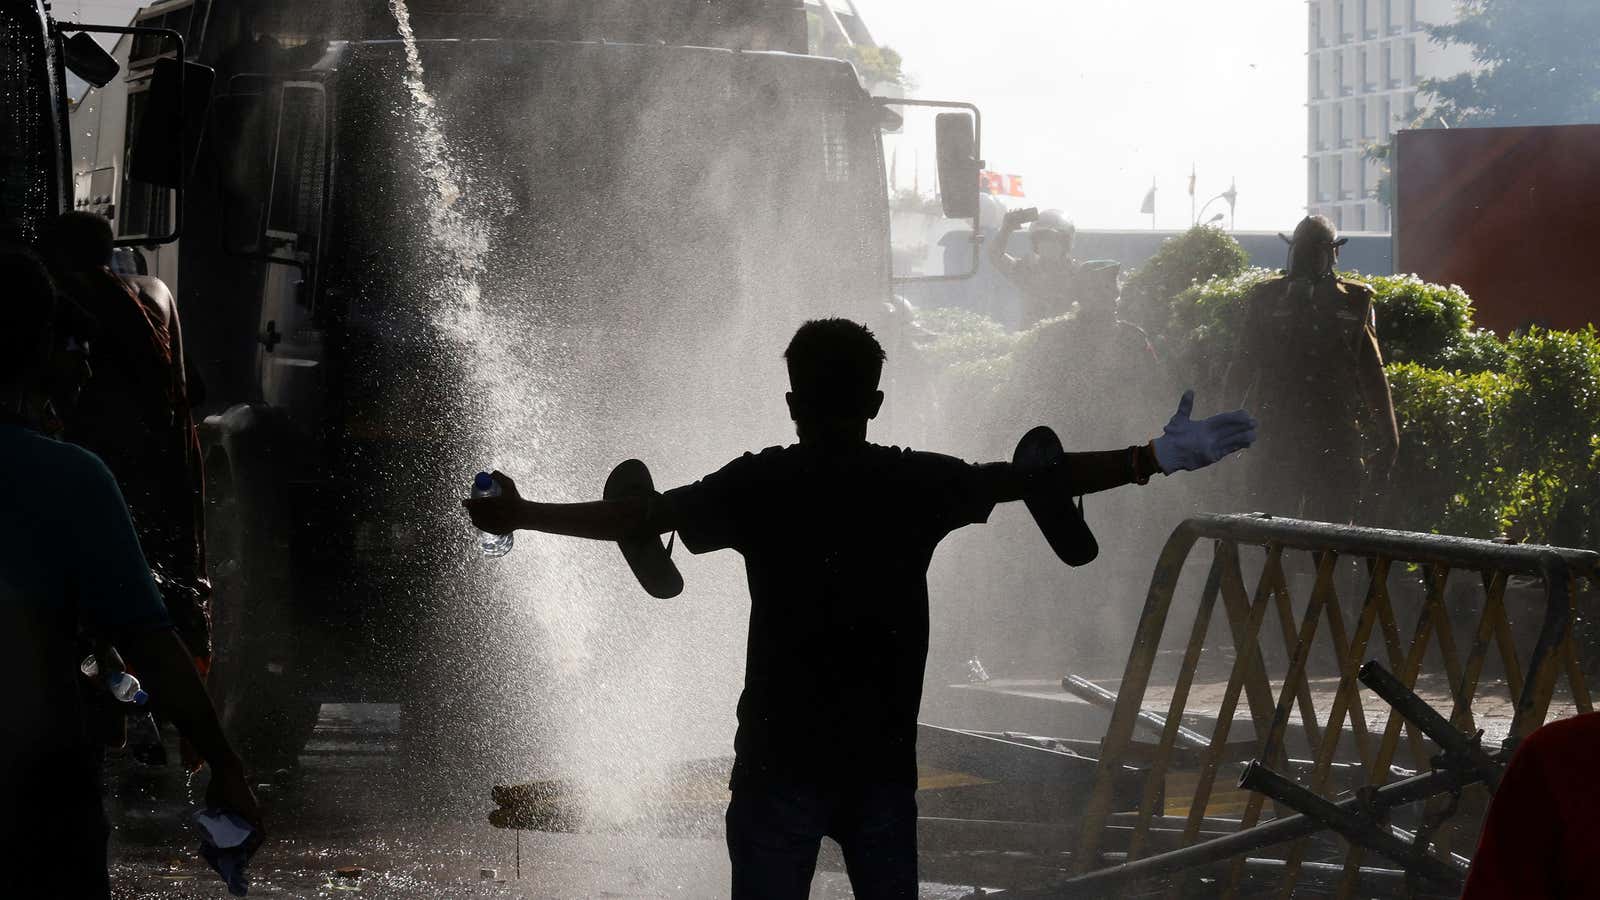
[465,317,1254,899]
[0,249,259,899]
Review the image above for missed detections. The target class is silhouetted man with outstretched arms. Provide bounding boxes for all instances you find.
[464,318,1255,900]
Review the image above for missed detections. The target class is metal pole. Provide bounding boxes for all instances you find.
[1238,761,1466,891]
[813,0,854,48]
[1359,660,1503,791]
[1061,673,1211,750]
[1054,762,1482,893]
[840,0,877,46]
[1196,193,1229,226]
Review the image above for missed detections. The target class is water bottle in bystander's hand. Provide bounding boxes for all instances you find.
[472,471,514,558]
[80,652,149,705]
[82,649,167,763]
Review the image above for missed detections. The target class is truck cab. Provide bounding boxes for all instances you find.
[51,0,983,769]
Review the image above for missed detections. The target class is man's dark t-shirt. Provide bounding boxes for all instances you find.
[664,443,996,789]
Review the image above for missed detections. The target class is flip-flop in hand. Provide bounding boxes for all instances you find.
[1151,390,1258,474]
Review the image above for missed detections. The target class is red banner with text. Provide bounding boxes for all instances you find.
[981,171,1025,197]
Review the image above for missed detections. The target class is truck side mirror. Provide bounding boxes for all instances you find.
[935,112,979,220]
[129,58,216,188]
[875,98,983,283]
[62,32,119,88]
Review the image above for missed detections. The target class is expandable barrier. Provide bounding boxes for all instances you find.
[1064,513,1598,898]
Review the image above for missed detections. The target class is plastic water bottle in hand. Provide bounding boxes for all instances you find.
[80,653,150,705]
[472,471,514,558]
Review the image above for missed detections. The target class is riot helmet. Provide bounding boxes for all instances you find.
[1030,209,1076,260]
[1282,215,1347,280]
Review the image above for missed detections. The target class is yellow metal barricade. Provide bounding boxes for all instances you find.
[1064,513,1597,898]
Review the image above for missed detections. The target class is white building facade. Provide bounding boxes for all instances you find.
[1306,0,1476,231]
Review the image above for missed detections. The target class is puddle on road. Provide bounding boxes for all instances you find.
[109,703,987,899]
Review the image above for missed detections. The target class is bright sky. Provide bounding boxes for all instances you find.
[56,0,1309,230]
[866,0,1308,231]
[50,0,138,29]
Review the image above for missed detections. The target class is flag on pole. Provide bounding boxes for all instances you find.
[1139,184,1156,215]
[980,171,1026,197]
[1188,163,1197,197]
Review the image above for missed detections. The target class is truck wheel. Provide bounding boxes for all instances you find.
[205,445,321,774]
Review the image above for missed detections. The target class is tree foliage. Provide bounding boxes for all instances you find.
[807,13,910,90]
[842,45,910,90]
[1423,0,1600,127]
[1119,225,1251,347]
[1367,1,1600,209]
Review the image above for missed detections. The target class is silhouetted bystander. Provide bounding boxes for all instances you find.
[465,317,1254,899]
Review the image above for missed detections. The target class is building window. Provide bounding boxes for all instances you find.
[1354,204,1366,231]
[1406,39,1418,84]
[1334,51,1346,94]
[1378,96,1391,137]
[1311,56,1322,99]
[1309,157,1321,202]
[1381,42,1393,87]
[1382,0,1397,33]
[1309,108,1319,149]
[1311,1,1323,46]
[1358,0,1368,38]
[1358,48,1369,90]
[1357,98,1368,138]
[1406,0,1417,30]
[1336,0,1346,40]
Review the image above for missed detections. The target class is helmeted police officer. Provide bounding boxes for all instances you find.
[989,207,1082,328]
[1228,215,1399,524]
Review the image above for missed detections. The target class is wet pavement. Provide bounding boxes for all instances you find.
[106,704,982,899]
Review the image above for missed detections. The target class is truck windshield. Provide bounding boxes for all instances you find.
[333,41,887,340]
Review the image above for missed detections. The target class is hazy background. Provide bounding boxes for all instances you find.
[870,0,1306,230]
[57,0,1308,230]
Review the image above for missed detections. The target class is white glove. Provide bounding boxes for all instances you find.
[1152,390,1257,474]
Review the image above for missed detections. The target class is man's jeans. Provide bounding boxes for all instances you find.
[725,779,916,900]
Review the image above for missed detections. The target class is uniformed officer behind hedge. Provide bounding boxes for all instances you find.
[1227,215,1399,524]
[990,207,1083,328]
[464,317,1257,900]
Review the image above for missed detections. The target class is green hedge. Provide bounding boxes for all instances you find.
[1125,230,1600,545]
[912,307,1019,449]
[1388,329,1600,543]
[1120,225,1251,348]
[1385,362,1509,539]
[915,231,1600,548]
[1158,269,1508,386]
[1366,274,1507,374]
